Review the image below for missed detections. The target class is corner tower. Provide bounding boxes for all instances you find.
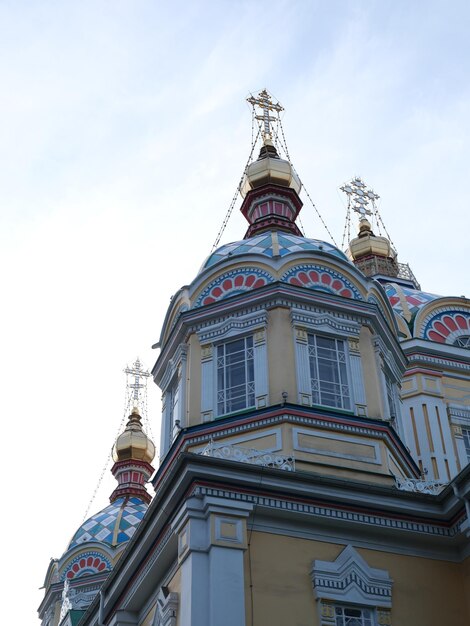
[38,362,155,626]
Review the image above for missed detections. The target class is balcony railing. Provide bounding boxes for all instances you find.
[395,476,447,495]
[199,441,295,471]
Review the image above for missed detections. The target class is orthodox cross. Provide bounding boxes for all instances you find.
[340,177,379,220]
[247,89,283,140]
[124,357,151,410]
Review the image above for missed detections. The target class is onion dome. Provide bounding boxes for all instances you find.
[110,407,155,504]
[113,406,155,464]
[348,218,399,280]
[349,219,396,261]
[241,138,301,197]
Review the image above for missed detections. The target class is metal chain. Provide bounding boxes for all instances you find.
[295,170,339,247]
[276,118,337,245]
[79,362,154,523]
[80,403,127,523]
[211,123,262,251]
[341,197,351,250]
[373,201,397,250]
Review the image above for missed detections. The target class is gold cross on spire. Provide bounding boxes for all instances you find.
[340,177,379,220]
[247,89,284,141]
[124,357,151,411]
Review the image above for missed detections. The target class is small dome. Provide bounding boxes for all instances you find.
[202,231,349,270]
[240,139,301,197]
[348,219,396,261]
[113,407,155,464]
[68,496,147,549]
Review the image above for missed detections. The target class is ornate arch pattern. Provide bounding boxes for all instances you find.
[422,309,470,344]
[194,268,275,307]
[62,551,111,580]
[281,264,362,300]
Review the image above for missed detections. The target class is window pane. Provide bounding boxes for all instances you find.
[217,336,255,415]
[309,335,350,410]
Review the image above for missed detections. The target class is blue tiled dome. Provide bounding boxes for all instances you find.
[202,232,349,270]
[68,497,148,549]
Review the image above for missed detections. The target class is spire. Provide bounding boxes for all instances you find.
[341,177,399,279]
[342,177,421,289]
[241,89,303,238]
[110,406,155,504]
[109,359,156,504]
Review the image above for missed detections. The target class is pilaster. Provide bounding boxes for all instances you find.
[172,496,252,626]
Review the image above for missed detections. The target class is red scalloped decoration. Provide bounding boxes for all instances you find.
[66,555,109,580]
[202,273,268,305]
[287,270,354,299]
[427,313,470,343]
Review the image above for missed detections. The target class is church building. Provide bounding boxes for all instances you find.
[39,90,470,626]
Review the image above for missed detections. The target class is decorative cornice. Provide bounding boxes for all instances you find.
[191,483,463,538]
[290,307,361,337]
[196,310,268,343]
[312,544,393,607]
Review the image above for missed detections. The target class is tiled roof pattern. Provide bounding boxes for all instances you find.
[68,497,148,549]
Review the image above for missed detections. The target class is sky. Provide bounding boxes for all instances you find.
[1,1,469,623]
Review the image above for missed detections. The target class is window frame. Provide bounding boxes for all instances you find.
[333,603,375,626]
[307,333,352,412]
[462,427,470,463]
[216,334,256,416]
[198,311,269,421]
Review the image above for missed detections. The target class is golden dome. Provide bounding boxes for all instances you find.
[113,407,156,464]
[348,219,397,261]
[240,138,301,197]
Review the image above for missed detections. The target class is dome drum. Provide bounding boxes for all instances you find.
[241,184,303,238]
[110,458,154,504]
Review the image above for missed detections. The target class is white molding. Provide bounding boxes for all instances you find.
[152,589,178,626]
[191,427,283,454]
[292,428,382,466]
[197,310,267,343]
[291,308,361,338]
[350,353,367,416]
[311,544,393,607]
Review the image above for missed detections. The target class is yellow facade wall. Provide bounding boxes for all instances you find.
[244,531,468,626]
[359,326,384,419]
[267,307,297,405]
[187,334,201,426]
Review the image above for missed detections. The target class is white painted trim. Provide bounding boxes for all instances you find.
[197,311,267,344]
[293,428,382,466]
[190,427,283,454]
[311,544,393,607]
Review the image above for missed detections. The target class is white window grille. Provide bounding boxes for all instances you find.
[217,336,255,415]
[308,334,350,410]
[334,605,373,626]
[462,427,470,463]
[385,375,396,420]
[169,379,181,441]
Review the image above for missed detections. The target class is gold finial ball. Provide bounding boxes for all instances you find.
[112,407,156,464]
[240,137,301,197]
